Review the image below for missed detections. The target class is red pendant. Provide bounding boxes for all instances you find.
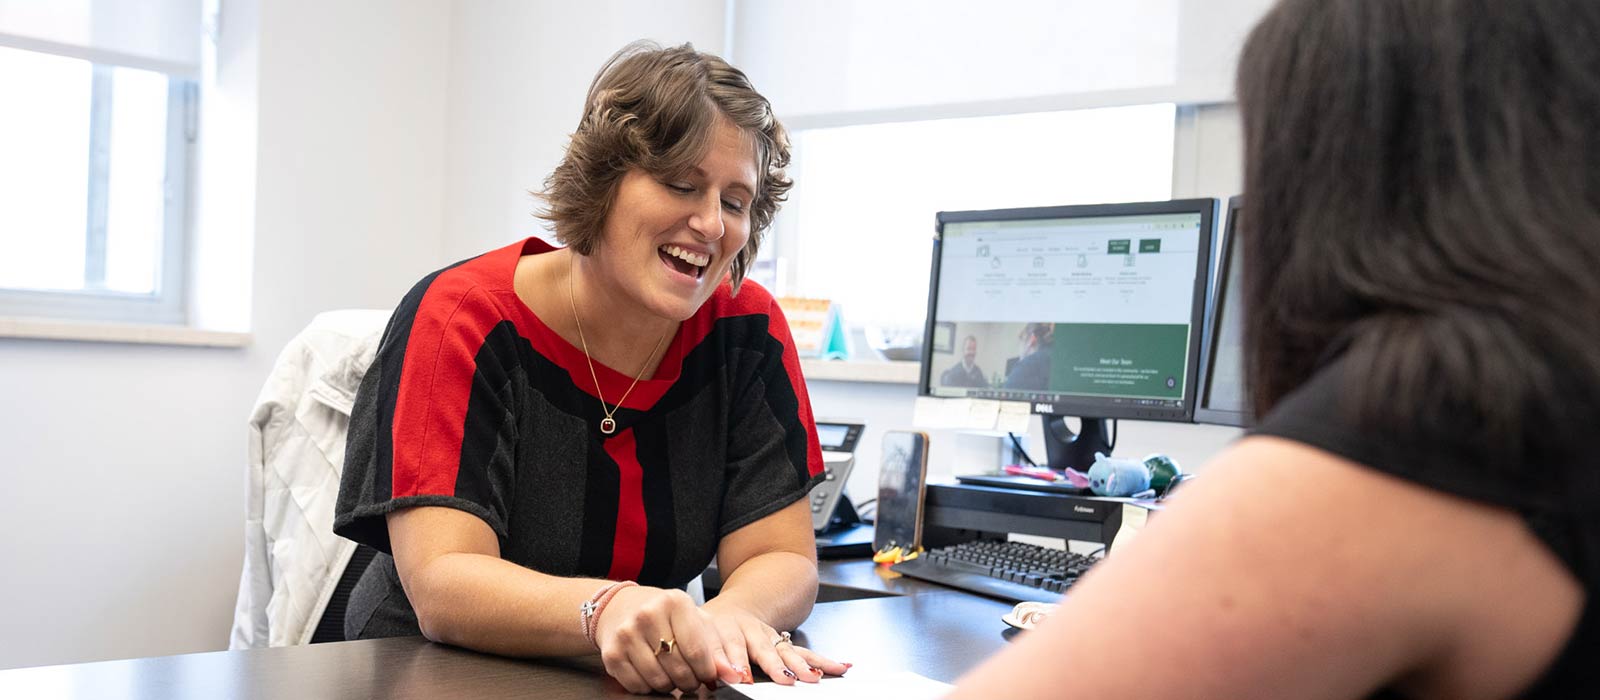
[600,417,617,435]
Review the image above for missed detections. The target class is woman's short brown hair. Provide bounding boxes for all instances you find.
[538,41,791,291]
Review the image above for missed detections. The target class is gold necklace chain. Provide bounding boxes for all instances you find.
[568,258,669,435]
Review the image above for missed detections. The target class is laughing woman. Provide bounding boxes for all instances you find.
[333,42,847,695]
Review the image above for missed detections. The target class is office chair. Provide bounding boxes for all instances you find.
[309,543,380,643]
[231,310,391,648]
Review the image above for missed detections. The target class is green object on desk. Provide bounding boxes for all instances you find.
[1144,453,1182,490]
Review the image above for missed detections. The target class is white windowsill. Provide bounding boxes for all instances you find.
[0,316,251,348]
[800,358,921,385]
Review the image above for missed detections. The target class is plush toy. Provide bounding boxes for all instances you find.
[1086,452,1151,496]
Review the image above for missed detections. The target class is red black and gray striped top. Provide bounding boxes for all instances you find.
[333,238,824,638]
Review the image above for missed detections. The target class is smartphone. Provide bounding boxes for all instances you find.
[873,431,930,552]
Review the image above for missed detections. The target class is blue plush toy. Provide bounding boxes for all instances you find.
[1086,452,1151,497]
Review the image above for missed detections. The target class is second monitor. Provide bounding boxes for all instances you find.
[1193,195,1253,428]
[920,199,1217,470]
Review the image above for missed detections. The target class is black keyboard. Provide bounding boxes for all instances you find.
[891,540,1100,604]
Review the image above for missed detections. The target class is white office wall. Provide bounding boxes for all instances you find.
[441,0,727,261]
[1174,103,1244,202]
[250,0,449,348]
[0,0,450,670]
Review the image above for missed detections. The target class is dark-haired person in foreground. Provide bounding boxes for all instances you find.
[951,0,1598,697]
[333,42,846,695]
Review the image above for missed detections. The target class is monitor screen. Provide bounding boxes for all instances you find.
[920,199,1216,423]
[1194,196,1252,427]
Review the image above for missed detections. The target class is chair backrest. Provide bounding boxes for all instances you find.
[309,543,380,643]
[232,309,393,649]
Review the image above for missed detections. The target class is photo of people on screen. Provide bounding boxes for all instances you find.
[940,335,987,388]
[1003,323,1054,390]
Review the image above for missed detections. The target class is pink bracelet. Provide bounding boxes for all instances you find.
[580,580,637,649]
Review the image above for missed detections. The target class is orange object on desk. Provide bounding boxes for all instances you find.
[872,545,921,566]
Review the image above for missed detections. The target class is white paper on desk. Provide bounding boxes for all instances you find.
[730,670,953,700]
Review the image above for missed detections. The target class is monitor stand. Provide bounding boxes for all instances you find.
[1041,414,1112,472]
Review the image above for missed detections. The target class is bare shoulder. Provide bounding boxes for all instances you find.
[950,437,1582,700]
[1153,437,1581,697]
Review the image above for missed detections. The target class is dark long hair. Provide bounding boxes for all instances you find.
[1236,0,1600,467]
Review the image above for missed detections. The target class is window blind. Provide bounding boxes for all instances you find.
[0,0,201,76]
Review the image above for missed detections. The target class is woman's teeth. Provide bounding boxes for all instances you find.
[661,244,709,267]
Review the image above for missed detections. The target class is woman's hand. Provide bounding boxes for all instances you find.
[593,586,743,694]
[701,599,850,686]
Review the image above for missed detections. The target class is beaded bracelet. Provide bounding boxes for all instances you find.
[580,580,637,649]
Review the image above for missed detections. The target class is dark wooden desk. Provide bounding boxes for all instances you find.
[814,557,965,598]
[705,557,964,602]
[0,561,1016,699]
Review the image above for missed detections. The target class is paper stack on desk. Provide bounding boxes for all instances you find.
[731,669,953,700]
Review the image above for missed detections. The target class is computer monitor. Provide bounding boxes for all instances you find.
[1193,196,1252,427]
[920,199,1218,471]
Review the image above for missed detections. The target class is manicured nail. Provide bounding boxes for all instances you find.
[782,669,797,679]
[809,666,822,676]
[742,669,754,684]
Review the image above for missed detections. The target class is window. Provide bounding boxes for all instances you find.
[0,45,195,325]
[761,104,1177,348]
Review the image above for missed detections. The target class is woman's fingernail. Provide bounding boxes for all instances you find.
[782,669,797,679]
[742,669,754,684]
[810,666,822,676]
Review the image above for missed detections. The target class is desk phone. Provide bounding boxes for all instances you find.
[810,421,864,532]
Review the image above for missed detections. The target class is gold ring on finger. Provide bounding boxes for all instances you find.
[656,638,675,656]
[773,630,792,647]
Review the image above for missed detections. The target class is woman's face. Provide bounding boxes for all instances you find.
[592,116,758,323]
